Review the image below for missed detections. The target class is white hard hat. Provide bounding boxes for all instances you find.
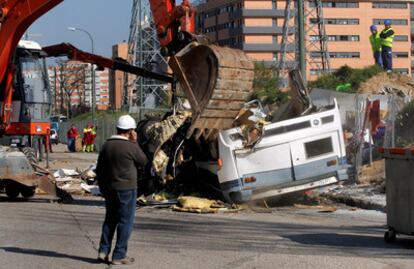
[116,115,137,130]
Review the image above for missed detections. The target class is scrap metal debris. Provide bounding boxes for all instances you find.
[137,192,178,207]
[145,112,191,176]
[53,166,100,196]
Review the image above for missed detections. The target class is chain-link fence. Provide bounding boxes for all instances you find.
[57,108,169,152]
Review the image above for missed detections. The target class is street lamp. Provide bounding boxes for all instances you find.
[67,27,96,124]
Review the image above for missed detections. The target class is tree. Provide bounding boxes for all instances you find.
[53,60,88,118]
[251,62,288,105]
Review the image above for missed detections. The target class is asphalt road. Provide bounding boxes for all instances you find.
[0,196,413,269]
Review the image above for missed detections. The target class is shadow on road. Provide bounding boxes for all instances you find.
[284,233,414,249]
[134,215,414,259]
[0,247,98,264]
[0,195,104,207]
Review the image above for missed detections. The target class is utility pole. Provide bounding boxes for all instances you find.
[298,0,306,80]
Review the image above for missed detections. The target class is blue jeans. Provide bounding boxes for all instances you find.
[67,138,75,152]
[373,51,383,68]
[99,189,137,260]
[381,46,392,72]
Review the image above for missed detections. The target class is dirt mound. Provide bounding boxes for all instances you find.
[358,72,414,96]
[357,159,385,186]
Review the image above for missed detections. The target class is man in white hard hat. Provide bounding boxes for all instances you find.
[96,114,147,265]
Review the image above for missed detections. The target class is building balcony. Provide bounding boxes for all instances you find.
[257,60,298,69]
[243,43,295,52]
[229,9,287,20]
[230,26,288,36]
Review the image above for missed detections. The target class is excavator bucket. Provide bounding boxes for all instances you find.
[169,44,254,136]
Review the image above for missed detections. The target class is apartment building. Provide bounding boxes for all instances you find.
[109,42,128,111]
[96,69,110,110]
[48,60,110,114]
[196,0,413,80]
[312,1,411,78]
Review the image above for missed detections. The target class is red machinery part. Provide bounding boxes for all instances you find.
[149,0,195,47]
[0,0,63,133]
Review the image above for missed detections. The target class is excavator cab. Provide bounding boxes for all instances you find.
[0,40,56,199]
[0,40,51,154]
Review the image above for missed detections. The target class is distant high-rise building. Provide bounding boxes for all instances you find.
[109,42,128,111]
[96,69,109,110]
[196,0,412,80]
[48,60,110,115]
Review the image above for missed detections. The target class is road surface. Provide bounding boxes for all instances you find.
[0,196,413,269]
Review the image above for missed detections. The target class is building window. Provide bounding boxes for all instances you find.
[310,2,358,8]
[205,26,216,33]
[393,52,409,58]
[372,2,407,9]
[373,19,408,25]
[310,18,359,25]
[204,9,216,18]
[310,69,337,75]
[394,35,408,42]
[311,52,360,58]
[312,35,359,41]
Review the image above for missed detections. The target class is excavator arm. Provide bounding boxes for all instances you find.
[0,0,191,132]
[0,0,63,133]
[43,42,173,83]
[149,0,196,55]
[0,0,255,137]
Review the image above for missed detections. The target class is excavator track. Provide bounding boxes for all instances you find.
[170,44,254,136]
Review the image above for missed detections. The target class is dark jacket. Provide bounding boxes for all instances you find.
[96,136,148,194]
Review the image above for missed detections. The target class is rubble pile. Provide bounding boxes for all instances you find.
[319,183,386,211]
[357,159,385,189]
[358,72,414,97]
[53,166,100,196]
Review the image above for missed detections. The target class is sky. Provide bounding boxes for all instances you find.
[28,0,133,57]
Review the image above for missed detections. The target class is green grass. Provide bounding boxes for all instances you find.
[308,65,384,92]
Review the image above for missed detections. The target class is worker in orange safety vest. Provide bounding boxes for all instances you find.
[83,123,96,152]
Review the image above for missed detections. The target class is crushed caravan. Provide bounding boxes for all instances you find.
[138,70,348,203]
[217,99,348,202]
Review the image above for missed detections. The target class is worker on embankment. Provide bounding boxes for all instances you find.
[369,25,383,68]
[96,115,147,265]
[380,19,395,73]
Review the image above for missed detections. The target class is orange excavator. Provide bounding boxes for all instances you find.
[0,0,254,198]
